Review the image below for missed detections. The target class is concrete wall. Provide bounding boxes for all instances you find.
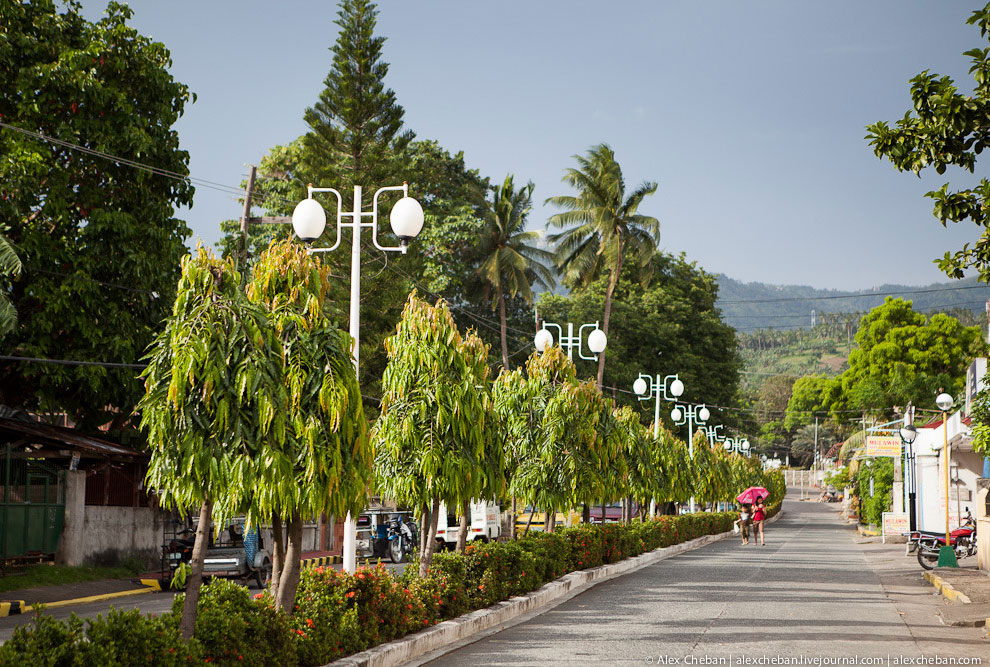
[79,506,167,564]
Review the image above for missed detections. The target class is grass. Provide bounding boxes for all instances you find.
[0,563,142,593]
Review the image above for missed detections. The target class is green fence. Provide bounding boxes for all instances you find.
[0,446,65,559]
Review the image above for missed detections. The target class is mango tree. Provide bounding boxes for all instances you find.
[373,294,495,575]
[655,426,694,511]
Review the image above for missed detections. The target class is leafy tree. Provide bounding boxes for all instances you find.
[476,175,554,369]
[373,294,494,575]
[691,432,731,505]
[784,376,833,430]
[654,426,694,507]
[243,241,370,610]
[614,405,655,522]
[546,143,660,387]
[141,243,370,632]
[139,249,271,638]
[0,0,194,428]
[508,348,619,529]
[866,3,990,280]
[0,233,20,337]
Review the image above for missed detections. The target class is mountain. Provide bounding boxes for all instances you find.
[715,275,990,334]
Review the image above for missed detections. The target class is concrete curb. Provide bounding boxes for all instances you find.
[0,578,162,617]
[924,570,973,604]
[302,555,341,568]
[329,512,783,667]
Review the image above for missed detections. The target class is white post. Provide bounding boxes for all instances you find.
[688,409,696,513]
[649,376,660,519]
[565,322,574,361]
[342,184,363,573]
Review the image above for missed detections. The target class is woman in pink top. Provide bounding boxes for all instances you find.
[752,496,766,546]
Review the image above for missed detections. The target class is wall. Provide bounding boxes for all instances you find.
[78,506,167,564]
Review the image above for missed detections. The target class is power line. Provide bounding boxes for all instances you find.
[0,354,145,370]
[719,283,990,304]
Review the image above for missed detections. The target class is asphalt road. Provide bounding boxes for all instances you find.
[428,499,990,665]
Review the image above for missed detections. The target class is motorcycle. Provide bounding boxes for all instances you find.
[163,526,196,573]
[386,515,418,564]
[910,508,977,570]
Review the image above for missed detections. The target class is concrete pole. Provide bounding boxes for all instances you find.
[342,185,363,573]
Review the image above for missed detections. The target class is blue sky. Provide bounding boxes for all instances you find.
[80,1,986,290]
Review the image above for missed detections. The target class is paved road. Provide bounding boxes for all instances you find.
[430,499,990,665]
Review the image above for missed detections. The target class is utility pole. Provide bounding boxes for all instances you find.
[239,165,257,266]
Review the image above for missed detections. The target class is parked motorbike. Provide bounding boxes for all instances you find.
[387,515,418,564]
[910,508,977,570]
[163,527,195,573]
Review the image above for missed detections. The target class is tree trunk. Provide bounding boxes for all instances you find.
[455,498,470,553]
[510,497,517,540]
[596,247,624,388]
[419,497,441,578]
[522,507,535,537]
[179,499,212,640]
[543,507,553,533]
[498,287,510,370]
[419,505,430,562]
[275,514,303,612]
[626,496,634,525]
[600,502,606,525]
[582,503,590,524]
[270,514,284,603]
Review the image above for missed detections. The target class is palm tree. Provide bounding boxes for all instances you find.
[0,233,21,337]
[476,175,555,369]
[546,144,660,386]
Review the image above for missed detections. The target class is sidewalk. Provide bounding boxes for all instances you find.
[925,567,990,627]
[0,549,349,617]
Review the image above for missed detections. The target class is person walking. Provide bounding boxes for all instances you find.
[739,503,751,545]
[752,496,766,545]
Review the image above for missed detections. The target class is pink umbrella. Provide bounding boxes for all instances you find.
[736,487,769,505]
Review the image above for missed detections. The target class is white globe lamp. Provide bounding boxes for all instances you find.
[291,198,327,242]
[698,406,710,422]
[670,407,683,422]
[389,196,425,245]
[936,393,954,412]
[587,328,607,354]
[633,378,648,396]
[534,329,554,352]
[669,378,684,398]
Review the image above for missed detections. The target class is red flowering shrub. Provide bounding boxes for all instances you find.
[517,531,570,584]
[460,541,539,607]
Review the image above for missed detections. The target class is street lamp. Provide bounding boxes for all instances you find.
[704,424,725,446]
[535,321,607,361]
[292,182,424,574]
[934,392,957,567]
[899,423,919,532]
[671,402,710,513]
[723,437,751,455]
[633,373,684,438]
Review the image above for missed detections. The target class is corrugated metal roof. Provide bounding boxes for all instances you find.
[0,417,146,461]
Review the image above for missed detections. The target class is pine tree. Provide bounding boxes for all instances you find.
[302,0,413,200]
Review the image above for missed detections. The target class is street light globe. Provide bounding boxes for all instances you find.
[534,328,554,352]
[389,196,425,242]
[669,378,684,398]
[587,328,607,353]
[633,378,648,396]
[670,407,683,422]
[936,393,954,412]
[698,406,710,422]
[899,424,918,444]
[291,198,327,242]
[742,439,750,451]
[723,441,732,451]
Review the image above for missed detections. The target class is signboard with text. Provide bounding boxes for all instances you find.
[882,512,908,539]
[865,435,901,457]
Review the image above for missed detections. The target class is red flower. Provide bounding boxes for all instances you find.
[295,629,307,638]
[346,591,355,598]
[253,592,264,599]
[306,618,314,628]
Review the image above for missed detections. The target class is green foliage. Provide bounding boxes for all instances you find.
[0,0,194,427]
[856,458,894,527]
[374,294,498,513]
[866,2,990,280]
[824,465,851,490]
[0,232,21,337]
[141,243,370,526]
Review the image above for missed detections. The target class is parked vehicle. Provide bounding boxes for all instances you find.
[162,526,195,575]
[911,508,977,570]
[200,519,272,589]
[386,514,418,563]
[514,507,582,535]
[435,500,500,549]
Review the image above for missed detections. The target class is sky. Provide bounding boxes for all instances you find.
[78,0,989,291]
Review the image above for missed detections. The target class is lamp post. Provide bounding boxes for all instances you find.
[934,392,957,567]
[633,373,684,438]
[292,182,424,573]
[722,437,751,456]
[671,402,710,513]
[899,422,919,532]
[535,321,607,362]
[634,374,684,517]
[704,424,725,446]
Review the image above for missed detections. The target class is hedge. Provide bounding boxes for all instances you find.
[0,505,780,666]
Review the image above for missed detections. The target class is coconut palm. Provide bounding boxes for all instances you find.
[0,233,21,337]
[546,144,660,386]
[476,175,555,369]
